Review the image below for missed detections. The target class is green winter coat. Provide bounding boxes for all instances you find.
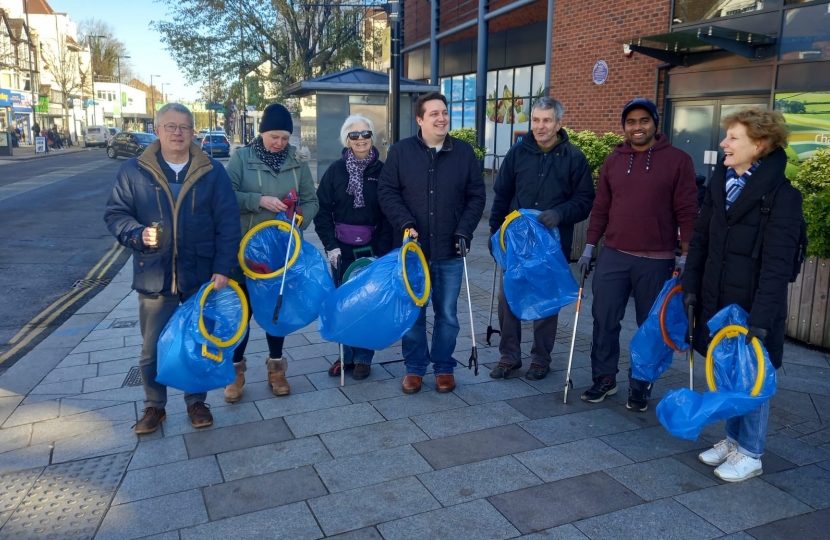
[227,144,319,235]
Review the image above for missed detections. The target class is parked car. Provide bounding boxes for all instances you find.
[83,126,110,148]
[201,132,231,157]
[106,131,158,159]
[108,127,122,137]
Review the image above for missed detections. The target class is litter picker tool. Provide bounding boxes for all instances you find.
[336,254,345,387]
[687,303,695,391]
[272,211,298,325]
[486,262,500,346]
[564,268,588,404]
[458,237,478,375]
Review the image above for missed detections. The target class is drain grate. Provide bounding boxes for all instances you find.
[109,320,137,329]
[71,278,111,290]
[122,366,142,388]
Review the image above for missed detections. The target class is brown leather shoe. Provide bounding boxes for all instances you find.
[266,357,290,396]
[401,374,423,394]
[435,374,456,393]
[135,407,166,434]
[224,358,247,403]
[187,402,213,428]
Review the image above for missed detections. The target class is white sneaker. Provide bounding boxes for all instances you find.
[698,439,738,466]
[714,451,763,482]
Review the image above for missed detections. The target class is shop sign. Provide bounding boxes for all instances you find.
[0,88,12,107]
[35,136,46,153]
[592,60,609,85]
[775,91,830,178]
[34,96,49,113]
[11,92,33,112]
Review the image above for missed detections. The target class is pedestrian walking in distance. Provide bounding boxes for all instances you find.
[104,103,241,434]
[579,98,698,412]
[488,97,595,381]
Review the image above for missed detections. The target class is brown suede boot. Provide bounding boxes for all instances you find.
[224,358,247,403]
[266,357,290,396]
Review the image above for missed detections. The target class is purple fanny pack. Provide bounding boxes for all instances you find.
[335,223,375,246]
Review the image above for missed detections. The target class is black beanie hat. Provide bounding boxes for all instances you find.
[259,103,294,134]
[621,98,659,128]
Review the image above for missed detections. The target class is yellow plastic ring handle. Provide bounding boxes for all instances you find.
[705,324,766,397]
[201,344,222,363]
[400,240,431,307]
[499,210,522,251]
[198,280,250,361]
[238,219,301,280]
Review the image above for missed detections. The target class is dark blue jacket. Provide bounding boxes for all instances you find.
[104,141,241,297]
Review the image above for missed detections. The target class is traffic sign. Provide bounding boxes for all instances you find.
[206,103,224,111]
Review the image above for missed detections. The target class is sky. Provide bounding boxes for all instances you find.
[48,0,199,102]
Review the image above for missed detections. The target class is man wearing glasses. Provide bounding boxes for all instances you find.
[105,103,241,435]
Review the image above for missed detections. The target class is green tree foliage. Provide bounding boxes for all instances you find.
[449,127,486,162]
[793,147,830,258]
[564,128,624,180]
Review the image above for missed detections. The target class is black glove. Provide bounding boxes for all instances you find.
[487,236,493,256]
[455,235,470,257]
[682,292,697,313]
[538,209,561,229]
[745,326,768,345]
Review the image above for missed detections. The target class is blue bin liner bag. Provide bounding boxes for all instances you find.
[657,304,777,440]
[156,282,247,394]
[491,209,579,320]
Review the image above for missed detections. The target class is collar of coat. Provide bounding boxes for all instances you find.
[138,141,213,194]
[243,144,306,171]
[521,128,569,154]
[710,146,788,223]
[416,130,454,152]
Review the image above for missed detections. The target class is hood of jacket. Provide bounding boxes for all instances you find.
[520,128,570,153]
[137,140,213,196]
[613,132,672,155]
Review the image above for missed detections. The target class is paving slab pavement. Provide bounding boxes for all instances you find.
[0,219,829,539]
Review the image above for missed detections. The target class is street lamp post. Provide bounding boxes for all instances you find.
[117,55,130,129]
[149,74,161,116]
[161,82,169,105]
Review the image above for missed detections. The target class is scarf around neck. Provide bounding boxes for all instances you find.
[345,148,376,208]
[253,136,288,175]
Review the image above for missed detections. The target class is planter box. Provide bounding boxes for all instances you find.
[787,257,830,348]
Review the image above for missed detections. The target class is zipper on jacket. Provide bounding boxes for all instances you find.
[192,186,196,215]
[154,187,164,220]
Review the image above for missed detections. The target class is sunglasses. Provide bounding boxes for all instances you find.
[347,130,373,140]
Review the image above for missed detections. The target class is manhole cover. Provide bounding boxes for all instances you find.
[110,320,137,329]
[122,366,142,388]
[71,278,111,290]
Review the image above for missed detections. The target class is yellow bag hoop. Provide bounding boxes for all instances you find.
[705,324,766,397]
[400,233,431,307]
[198,279,250,362]
[498,210,522,251]
[238,219,302,280]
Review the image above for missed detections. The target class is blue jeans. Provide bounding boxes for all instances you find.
[725,400,770,458]
[402,258,463,376]
[344,345,374,365]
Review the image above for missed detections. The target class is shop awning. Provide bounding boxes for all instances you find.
[623,25,776,66]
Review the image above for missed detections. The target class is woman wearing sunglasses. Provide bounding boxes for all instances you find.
[314,114,392,380]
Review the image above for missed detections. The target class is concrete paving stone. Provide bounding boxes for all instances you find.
[574,498,723,540]
[0,397,22,428]
[765,433,830,465]
[162,401,263,437]
[124,334,144,347]
[89,345,143,363]
[324,528,383,540]
[714,534,755,540]
[769,388,821,420]
[54,353,90,369]
[40,364,99,386]
[412,401,529,439]
[288,342,341,361]
[674,477,812,534]
[599,425,710,462]
[377,498,520,540]
[0,444,51,475]
[203,465,327,521]
[418,455,542,505]
[452,378,541,406]
[114,455,222,505]
[285,402,385,438]
[218,436,332,481]
[95,489,208,540]
[97,358,138,376]
[488,472,643,534]
[514,438,633,483]
[31,403,136,445]
[0,346,75,397]
[522,368,594,394]
[307,364,393,390]
[505,389,615,420]
[1,400,60,428]
[283,356,334,377]
[413,423,544,470]
[300,330,328,345]
[320,418,429,458]
[60,398,129,417]
[180,500,323,540]
[371,391,467,421]
[0,424,31,454]
[316,444,432,493]
[71,336,125,354]
[184,417,293,458]
[51,422,137,463]
[745,507,830,540]
[763,464,830,509]
[133,533,180,540]
[82,373,129,393]
[605,401,664,429]
[519,408,641,446]
[255,387,350,419]
[308,476,441,536]
[341,378,434,403]
[382,361,430,378]
[129,436,188,471]
[28,378,83,395]
[83,326,142,342]
[63,384,146,403]
[605,457,718,501]
[518,524,589,539]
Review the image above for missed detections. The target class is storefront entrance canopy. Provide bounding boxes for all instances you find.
[624,25,776,66]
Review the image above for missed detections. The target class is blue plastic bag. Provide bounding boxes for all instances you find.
[156,281,248,394]
[630,275,689,383]
[656,304,777,440]
[491,209,579,320]
[242,214,334,337]
[319,239,430,350]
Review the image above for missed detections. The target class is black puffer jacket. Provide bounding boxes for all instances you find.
[682,147,803,368]
[313,147,392,259]
[489,129,595,256]
[378,132,486,261]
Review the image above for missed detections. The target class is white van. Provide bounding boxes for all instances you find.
[84,126,110,148]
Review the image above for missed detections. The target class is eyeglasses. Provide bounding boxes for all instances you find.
[347,130,373,140]
[162,124,193,133]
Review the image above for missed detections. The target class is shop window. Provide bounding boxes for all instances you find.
[774,91,830,178]
[781,2,830,60]
[672,0,766,24]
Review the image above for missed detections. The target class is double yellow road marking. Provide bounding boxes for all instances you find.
[0,241,125,365]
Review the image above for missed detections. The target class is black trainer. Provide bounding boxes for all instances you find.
[490,360,522,379]
[353,363,371,380]
[581,377,617,403]
[626,387,649,412]
[328,359,355,377]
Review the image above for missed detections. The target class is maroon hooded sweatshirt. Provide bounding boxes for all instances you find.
[586,134,698,253]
